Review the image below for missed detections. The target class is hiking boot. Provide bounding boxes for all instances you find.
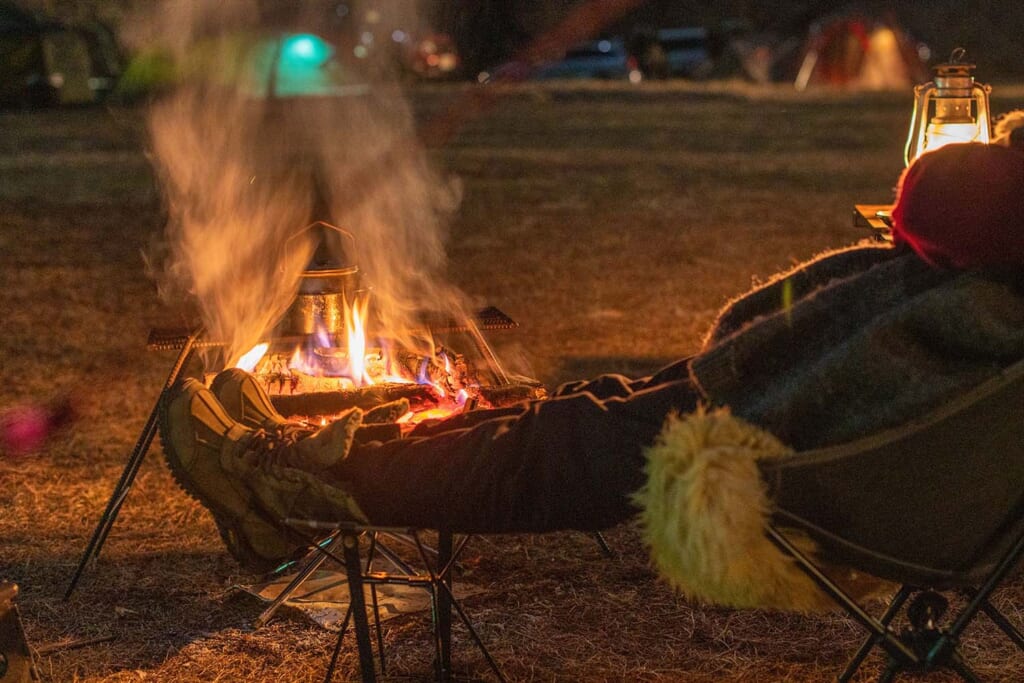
[248,407,364,473]
[220,432,369,532]
[160,378,302,571]
[211,368,366,471]
[211,368,300,432]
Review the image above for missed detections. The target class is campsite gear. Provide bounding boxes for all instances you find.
[282,520,506,683]
[794,15,926,92]
[278,223,361,338]
[65,278,522,596]
[0,2,120,107]
[0,582,37,682]
[905,49,992,165]
[762,356,1024,680]
[64,330,201,600]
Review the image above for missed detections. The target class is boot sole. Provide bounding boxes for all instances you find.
[158,381,299,572]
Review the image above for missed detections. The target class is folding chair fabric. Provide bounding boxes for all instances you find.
[760,357,1024,589]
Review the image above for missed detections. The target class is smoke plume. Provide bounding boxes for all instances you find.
[142,0,464,365]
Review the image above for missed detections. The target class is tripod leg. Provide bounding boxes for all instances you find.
[64,340,198,600]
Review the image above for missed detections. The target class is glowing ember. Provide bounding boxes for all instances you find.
[233,295,492,428]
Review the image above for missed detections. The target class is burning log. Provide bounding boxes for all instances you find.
[269,381,548,423]
[270,382,443,417]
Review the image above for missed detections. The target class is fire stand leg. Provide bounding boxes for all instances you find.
[64,339,198,600]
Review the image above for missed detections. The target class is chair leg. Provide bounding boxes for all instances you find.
[978,598,1024,651]
[946,650,982,683]
[413,531,506,682]
[437,531,453,680]
[254,533,340,628]
[876,659,900,683]
[365,534,387,676]
[765,527,919,667]
[943,526,1024,647]
[341,533,377,683]
[434,574,507,682]
[839,586,914,683]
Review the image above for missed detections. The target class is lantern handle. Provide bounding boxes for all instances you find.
[949,47,967,64]
[904,85,932,166]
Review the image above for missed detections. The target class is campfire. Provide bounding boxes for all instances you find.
[149,223,544,432]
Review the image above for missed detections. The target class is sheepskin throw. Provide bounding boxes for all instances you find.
[637,409,884,612]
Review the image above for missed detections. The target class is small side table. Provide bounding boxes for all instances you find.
[853,204,894,242]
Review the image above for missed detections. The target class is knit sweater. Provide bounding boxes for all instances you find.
[689,244,1024,449]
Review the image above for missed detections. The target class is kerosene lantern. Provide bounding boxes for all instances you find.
[904,48,992,165]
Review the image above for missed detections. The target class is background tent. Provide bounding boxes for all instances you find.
[0,1,121,107]
[793,13,927,91]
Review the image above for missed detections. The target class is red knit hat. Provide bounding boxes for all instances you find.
[891,143,1024,270]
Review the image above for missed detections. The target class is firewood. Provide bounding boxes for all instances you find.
[270,383,441,417]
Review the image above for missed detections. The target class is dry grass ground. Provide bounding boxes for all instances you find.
[2,80,1024,682]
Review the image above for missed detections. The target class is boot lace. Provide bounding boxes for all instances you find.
[243,425,313,472]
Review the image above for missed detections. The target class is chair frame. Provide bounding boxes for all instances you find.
[284,519,506,683]
[766,521,1024,682]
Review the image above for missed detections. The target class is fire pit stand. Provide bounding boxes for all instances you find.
[64,328,203,600]
[63,305,533,599]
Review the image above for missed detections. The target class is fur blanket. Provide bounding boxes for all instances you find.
[636,408,888,612]
[689,245,1024,449]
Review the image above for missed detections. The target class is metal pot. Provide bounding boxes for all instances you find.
[279,222,362,337]
[286,265,361,336]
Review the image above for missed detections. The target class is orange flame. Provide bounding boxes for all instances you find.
[346,296,371,386]
[234,342,269,372]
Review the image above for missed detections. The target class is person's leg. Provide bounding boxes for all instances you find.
[326,378,698,534]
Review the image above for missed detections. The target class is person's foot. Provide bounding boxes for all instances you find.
[211,367,366,471]
[160,378,302,571]
[211,368,303,432]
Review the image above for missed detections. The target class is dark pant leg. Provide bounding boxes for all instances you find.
[327,378,698,534]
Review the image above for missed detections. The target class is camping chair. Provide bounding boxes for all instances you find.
[760,358,1024,682]
[280,519,506,683]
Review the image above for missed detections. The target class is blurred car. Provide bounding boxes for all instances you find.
[655,27,713,79]
[534,37,640,80]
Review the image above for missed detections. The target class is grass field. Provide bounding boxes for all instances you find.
[2,80,1024,682]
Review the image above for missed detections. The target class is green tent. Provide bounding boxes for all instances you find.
[0,1,121,107]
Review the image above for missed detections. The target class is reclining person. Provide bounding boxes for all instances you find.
[161,141,1024,573]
